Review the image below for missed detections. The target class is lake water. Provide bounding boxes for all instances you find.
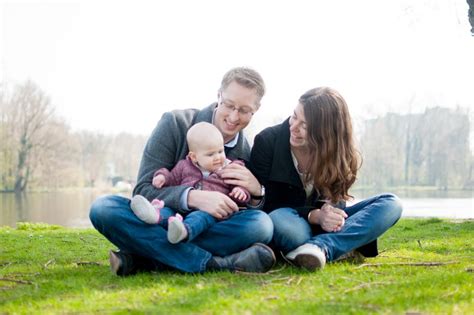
[0,189,472,228]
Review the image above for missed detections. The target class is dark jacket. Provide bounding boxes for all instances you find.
[249,118,377,257]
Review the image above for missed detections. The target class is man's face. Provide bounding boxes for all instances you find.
[214,81,259,143]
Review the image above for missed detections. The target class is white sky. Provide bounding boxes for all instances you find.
[1,0,473,137]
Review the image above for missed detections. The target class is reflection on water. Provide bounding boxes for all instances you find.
[0,190,131,228]
[351,188,473,199]
[0,189,472,228]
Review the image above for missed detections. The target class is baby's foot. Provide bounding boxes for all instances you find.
[167,214,188,244]
[130,195,163,224]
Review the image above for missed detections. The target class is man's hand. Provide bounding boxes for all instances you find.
[152,174,166,188]
[229,187,247,201]
[219,163,261,196]
[187,190,239,219]
[308,203,348,232]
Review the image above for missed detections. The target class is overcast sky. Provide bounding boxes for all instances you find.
[1,0,473,137]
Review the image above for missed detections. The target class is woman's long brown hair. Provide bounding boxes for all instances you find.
[300,87,361,203]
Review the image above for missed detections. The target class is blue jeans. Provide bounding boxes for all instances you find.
[179,210,217,242]
[269,193,403,261]
[89,195,273,273]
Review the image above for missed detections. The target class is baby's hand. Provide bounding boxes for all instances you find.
[152,174,166,188]
[230,187,246,201]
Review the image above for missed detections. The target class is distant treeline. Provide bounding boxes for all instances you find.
[0,81,146,192]
[1,81,472,192]
[357,107,472,190]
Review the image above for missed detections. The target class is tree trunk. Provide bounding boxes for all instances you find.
[14,139,31,193]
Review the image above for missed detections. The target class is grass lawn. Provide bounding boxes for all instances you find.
[1,219,473,314]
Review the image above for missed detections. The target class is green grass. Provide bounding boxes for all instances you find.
[1,219,473,314]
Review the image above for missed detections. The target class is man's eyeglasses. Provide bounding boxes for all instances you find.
[219,97,255,118]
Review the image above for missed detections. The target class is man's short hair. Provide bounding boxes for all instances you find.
[220,67,265,107]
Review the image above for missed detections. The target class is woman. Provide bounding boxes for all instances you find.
[250,87,402,271]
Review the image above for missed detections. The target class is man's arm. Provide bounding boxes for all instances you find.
[133,111,192,212]
[219,160,263,198]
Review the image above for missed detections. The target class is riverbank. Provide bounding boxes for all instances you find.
[2,190,473,228]
[1,219,473,314]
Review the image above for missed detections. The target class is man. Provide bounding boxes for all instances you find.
[89,67,275,275]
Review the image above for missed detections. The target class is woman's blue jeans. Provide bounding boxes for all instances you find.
[89,195,273,273]
[269,193,403,261]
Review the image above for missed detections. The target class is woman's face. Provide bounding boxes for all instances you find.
[289,103,308,148]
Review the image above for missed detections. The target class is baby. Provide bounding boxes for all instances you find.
[131,122,250,244]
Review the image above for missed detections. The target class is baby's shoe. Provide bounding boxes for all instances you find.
[167,213,188,244]
[130,195,163,224]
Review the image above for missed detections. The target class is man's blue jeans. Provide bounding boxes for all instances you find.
[89,195,274,273]
[269,193,403,261]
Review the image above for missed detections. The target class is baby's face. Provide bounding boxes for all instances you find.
[193,141,226,173]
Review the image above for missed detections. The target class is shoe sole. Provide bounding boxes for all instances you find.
[130,195,159,224]
[294,254,324,271]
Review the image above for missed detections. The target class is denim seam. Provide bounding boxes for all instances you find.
[201,252,213,272]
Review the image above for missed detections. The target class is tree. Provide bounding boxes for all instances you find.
[107,132,147,183]
[0,81,68,192]
[468,0,474,35]
[357,107,471,189]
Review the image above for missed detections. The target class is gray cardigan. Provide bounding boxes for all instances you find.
[133,103,251,212]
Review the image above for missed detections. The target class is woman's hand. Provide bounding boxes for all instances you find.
[219,163,262,197]
[187,190,239,219]
[308,203,348,232]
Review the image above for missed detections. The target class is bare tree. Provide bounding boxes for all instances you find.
[108,132,147,183]
[468,0,474,35]
[76,131,110,187]
[0,86,14,190]
[1,81,62,192]
[358,107,471,190]
[0,81,149,191]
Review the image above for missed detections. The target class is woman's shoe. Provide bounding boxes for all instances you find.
[285,243,326,271]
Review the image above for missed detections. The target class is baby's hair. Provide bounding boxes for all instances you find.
[186,122,223,152]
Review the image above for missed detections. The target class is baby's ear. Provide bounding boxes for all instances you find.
[187,151,197,163]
